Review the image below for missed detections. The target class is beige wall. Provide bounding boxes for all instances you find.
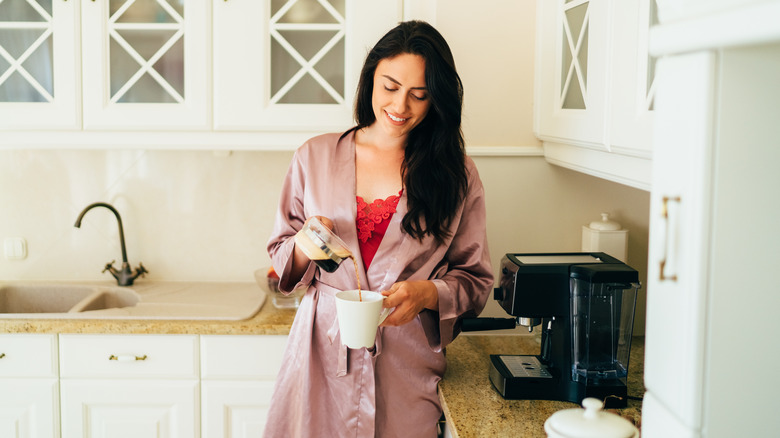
[436,0,540,148]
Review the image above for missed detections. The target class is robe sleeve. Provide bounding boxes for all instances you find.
[420,158,494,351]
[266,146,318,293]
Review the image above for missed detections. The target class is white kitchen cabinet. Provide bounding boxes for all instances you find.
[535,0,656,190]
[59,334,200,438]
[0,0,80,130]
[642,42,780,438]
[200,335,288,438]
[535,0,610,146]
[81,0,210,130]
[0,0,209,132]
[1,0,403,148]
[654,0,770,23]
[0,334,59,438]
[213,0,401,132]
[609,0,657,158]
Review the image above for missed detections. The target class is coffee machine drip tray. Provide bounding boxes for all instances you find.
[496,355,552,379]
[489,354,565,401]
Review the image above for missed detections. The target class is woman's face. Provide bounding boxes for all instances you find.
[371,53,431,140]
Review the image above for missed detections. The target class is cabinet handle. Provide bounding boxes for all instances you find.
[659,195,681,282]
[0,353,5,359]
[109,354,148,362]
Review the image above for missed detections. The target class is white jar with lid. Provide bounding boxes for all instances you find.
[544,398,640,438]
[581,213,628,262]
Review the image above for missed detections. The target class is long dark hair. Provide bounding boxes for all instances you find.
[348,20,467,244]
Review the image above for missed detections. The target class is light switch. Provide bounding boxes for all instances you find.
[4,237,27,260]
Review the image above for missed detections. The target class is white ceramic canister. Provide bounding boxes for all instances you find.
[581,213,628,262]
[544,398,640,438]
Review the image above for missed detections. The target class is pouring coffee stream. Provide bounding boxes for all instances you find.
[295,217,363,301]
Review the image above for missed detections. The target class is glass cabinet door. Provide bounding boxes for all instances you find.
[536,0,609,145]
[0,0,79,130]
[81,0,209,130]
[214,0,402,131]
[610,0,659,157]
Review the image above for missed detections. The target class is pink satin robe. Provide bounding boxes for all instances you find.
[264,131,494,438]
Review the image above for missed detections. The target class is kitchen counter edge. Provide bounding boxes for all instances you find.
[0,303,296,335]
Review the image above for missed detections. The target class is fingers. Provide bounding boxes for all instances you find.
[312,216,334,230]
[379,281,437,327]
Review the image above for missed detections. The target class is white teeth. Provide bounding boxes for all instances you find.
[387,112,408,122]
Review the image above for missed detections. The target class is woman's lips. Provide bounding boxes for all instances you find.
[385,110,409,124]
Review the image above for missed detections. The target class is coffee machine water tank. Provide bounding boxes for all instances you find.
[570,264,639,386]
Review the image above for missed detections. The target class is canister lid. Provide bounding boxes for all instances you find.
[544,398,639,438]
[588,213,622,231]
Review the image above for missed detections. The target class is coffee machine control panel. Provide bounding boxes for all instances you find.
[495,252,622,319]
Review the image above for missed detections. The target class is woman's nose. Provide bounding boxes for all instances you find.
[391,93,409,113]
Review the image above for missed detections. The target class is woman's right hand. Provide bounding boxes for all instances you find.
[309,215,334,230]
[290,216,335,278]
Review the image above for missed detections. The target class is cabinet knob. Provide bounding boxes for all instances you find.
[109,354,148,362]
[0,353,5,359]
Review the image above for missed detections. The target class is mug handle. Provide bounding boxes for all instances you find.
[378,299,393,325]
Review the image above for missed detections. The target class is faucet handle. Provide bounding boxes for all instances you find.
[102,260,117,274]
[134,262,148,278]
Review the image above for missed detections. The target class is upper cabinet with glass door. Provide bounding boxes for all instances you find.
[214,0,402,132]
[0,0,79,130]
[535,0,657,190]
[1,0,401,146]
[81,0,210,130]
[535,0,610,146]
[610,0,658,159]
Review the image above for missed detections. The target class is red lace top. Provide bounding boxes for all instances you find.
[356,190,402,270]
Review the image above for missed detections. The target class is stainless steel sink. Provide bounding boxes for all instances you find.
[0,283,139,315]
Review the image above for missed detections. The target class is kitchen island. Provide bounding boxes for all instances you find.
[438,334,644,438]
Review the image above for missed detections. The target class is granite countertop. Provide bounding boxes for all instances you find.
[438,335,644,438]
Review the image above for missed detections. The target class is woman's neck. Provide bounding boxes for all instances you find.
[356,124,407,153]
[354,126,405,201]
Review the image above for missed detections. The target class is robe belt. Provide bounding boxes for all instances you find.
[312,279,382,377]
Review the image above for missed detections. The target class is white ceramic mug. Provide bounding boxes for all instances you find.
[335,290,392,349]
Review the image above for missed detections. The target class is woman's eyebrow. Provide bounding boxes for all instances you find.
[382,74,427,90]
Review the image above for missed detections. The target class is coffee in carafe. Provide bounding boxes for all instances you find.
[294,217,353,273]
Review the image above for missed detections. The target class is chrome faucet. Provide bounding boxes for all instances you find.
[74,202,148,286]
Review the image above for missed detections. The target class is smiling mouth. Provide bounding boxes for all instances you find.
[385,111,409,123]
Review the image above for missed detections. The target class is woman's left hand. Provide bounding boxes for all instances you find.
[380,280,438,326]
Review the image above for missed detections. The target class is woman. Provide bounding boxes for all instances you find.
[264,21,493,437]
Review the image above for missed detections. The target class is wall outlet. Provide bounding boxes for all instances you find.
[4,237,27,260]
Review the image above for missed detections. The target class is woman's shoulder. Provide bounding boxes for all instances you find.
[296,130,355,157]
[463,154,482,180]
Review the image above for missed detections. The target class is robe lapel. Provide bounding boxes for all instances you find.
[366,191,411,292]
[331,131,368,292]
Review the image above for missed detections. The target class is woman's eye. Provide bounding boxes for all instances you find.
[384,86,398,92]
[412,93,428,101]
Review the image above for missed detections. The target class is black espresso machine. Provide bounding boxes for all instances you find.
[461,252,640,408]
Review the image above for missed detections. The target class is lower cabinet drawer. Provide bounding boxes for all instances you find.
[201,335,288,379]
[60,334,199,379]
[0,334,58,378]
